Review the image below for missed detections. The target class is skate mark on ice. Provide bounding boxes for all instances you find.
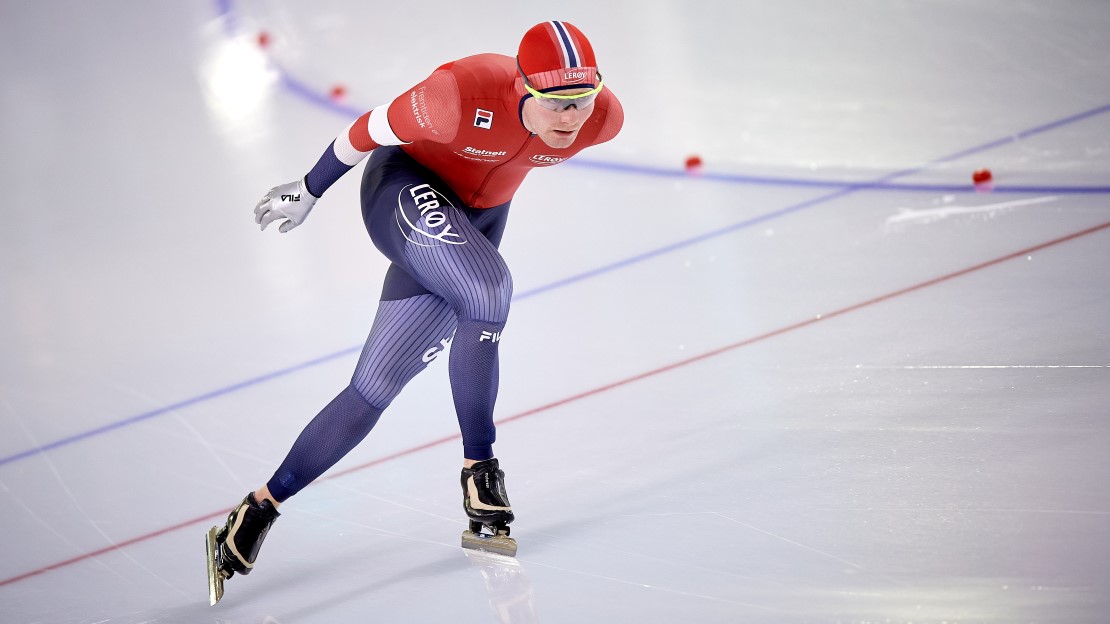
[286,507,452,550]
[537,514,779,585]
[0,345,361,468]
[173,415,252,491]
[620,507,912,588]
[0,509,228,587]
[525,558,789,613]
[710,511,911,588]
[324,480,461,525]
[104,374,253,493]
[45,458,190,598]
[3,398,190,598]
[885,195,1059,227]
[0,474,123,583]
[0,397,137,586]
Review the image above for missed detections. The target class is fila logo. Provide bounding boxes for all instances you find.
[479,331,501,343]
[474,108,493,129]
[280,194,301,202]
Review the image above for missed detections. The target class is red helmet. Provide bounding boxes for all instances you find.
[517,21,600,92]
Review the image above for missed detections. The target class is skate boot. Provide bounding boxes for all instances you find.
[460,458,517,557]
[205,492,280,605]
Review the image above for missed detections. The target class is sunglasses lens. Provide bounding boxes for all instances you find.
[537,92,598,111]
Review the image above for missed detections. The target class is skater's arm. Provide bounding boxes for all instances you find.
[251,106,402,233]
[304,69,462,199]
[301,103,407,199]
[254,71,460,234]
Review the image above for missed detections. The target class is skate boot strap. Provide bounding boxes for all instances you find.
[244,492,281,520]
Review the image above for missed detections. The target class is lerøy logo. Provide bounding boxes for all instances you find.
[563,70,587,83]
[474,109,493,129]
[529,154,567,166]
[396,183,467,247]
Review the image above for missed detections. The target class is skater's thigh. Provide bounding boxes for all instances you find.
[360,147,462,265]
[361,149,512,320]
[399,205,511,321]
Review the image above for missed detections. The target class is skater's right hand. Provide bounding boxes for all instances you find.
[254,178,318,233]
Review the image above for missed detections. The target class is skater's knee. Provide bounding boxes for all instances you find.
[458,269,512,324]
[349,380,396,411]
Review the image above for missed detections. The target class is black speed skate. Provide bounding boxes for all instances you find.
[460,458,517,557]
[205,492,280,605]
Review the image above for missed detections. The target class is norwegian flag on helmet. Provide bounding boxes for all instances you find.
[517,21,601,90]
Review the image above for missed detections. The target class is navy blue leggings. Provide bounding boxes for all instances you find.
[266,147,512,502]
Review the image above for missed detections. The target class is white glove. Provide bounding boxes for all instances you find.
[254,178,319,233]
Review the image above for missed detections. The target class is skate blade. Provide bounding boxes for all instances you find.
[461,529,517,558]
[205,526,225,606]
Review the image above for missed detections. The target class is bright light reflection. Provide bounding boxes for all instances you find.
[200,35,278,125]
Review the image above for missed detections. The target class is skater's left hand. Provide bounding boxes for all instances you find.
[254,178,318,233]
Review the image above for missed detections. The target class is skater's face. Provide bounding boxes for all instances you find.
[522,88,596,148]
